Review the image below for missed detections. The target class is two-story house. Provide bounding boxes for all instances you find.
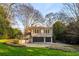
[24,26,53,43]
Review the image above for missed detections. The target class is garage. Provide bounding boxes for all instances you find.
[33,37,44,42]
[46,37,51,42]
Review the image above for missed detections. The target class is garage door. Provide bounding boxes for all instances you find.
[33,37,44,42]
[46,37,51,42]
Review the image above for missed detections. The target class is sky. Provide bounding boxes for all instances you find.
[31,3,63,16]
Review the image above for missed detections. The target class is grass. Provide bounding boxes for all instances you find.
[0,43,79,56]
[0,39,9,43]
[0,39,12,43]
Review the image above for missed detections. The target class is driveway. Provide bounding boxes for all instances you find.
[25,43,78,51]
[25,43,52,47]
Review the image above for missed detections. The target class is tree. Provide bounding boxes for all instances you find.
[10,3,44,29]
[45,12,73,27]
[45,12,54,26]
[0,5,22,39]
[53,21,65,42]
[0,5,10,39]
[63,21,79,44]
[10,28,22,39]
[63,3,79,21]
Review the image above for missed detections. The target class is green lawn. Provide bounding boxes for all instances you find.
[0,43,79,56]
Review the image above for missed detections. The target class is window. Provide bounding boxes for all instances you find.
[44,29,47,33]
[44,29,49,34]
[35,29,37,33]
[33,29,36,33]
[34,29,40,33]
[37,29,39,33]
[47,29,49,33]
